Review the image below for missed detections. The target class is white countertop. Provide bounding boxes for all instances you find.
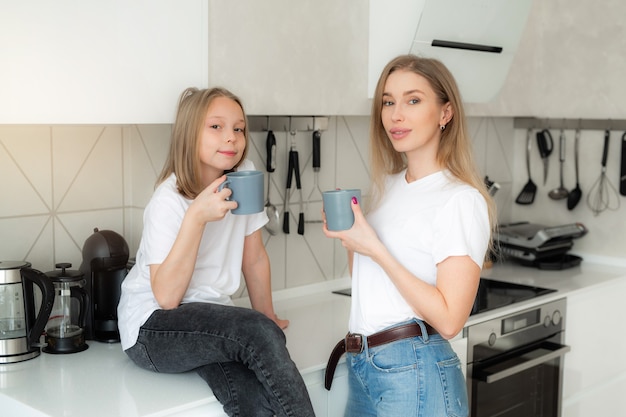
[2,260,626,416]
[467,259,626,325]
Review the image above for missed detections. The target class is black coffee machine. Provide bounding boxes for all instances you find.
[79,228,129,342]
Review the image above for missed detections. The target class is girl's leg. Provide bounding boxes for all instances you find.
[197,362,275,417]
[125,302,314,417]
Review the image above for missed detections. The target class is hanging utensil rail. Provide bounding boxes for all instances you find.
[248,116,329,132]
[514,117,626,131]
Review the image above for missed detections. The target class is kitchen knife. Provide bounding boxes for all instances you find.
[536,129,554,185]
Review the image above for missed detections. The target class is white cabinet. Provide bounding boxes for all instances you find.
[207,0,371,116]
[0,1,208,124]
[303,364,348,417]
[562,280,626,416]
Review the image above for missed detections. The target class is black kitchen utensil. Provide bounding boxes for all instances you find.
[586,129,620,215]
[567,128,583,210]
[484,176,500,196]
[305,130,323,223]
[548,129,569,200]
[619,132,626,196]
[283,150,292,234]
[283,131,305,235]
[264,130,279,235]
[536,129,553,185]
[293,149,304,235]
[515,128,537,205]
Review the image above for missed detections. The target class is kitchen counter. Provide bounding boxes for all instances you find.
[467,258,626,326]
[2,260,626,416]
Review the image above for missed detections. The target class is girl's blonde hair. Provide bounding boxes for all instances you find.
[156,87,249,198]
[369,55,497,245]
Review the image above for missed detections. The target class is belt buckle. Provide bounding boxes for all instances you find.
[345,333,364,353]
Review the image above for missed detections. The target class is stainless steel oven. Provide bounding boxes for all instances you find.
[467,297,570,417]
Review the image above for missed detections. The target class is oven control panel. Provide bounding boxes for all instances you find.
[467,298,566,363]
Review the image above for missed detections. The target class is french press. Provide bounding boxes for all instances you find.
[43,263,89,354]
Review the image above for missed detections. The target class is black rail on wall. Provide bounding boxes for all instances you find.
[514,117,626,131]
[248,116,329,133]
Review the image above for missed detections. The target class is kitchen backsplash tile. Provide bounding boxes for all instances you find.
[53,126,124,212]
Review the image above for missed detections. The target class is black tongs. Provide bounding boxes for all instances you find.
[283,146,304,235]
[536,129,554,185]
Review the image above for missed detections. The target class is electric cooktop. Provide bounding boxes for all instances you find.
[470,278,556,315]
[332,278,557,316]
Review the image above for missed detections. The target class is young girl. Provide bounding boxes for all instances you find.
[324,55,496,416]
[117,87,315,417]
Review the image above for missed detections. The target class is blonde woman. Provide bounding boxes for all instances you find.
[118,87,315,417]
[324,55,496,416]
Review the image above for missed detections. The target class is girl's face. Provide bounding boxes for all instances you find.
[198,96,246,184]
[380,69,450,159]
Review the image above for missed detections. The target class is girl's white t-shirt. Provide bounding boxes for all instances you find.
[118,160,268,350]
[349,170,490,336]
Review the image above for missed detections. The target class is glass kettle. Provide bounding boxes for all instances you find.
[43,263,89,354]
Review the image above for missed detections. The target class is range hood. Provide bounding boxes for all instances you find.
[368,0,532,103]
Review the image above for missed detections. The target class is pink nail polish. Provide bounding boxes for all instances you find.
[352,197,358,204]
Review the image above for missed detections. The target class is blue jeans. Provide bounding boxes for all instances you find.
[124,302,315,417]
[344,320,468,417]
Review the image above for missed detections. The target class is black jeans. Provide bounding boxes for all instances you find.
[125,302,315,417]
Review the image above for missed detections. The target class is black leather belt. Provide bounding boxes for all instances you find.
[324,322,437,390]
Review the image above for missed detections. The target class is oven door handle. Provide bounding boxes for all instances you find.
[475,342,571,384]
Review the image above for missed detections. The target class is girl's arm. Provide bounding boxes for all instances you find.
[242,229,288,329]
[150,176,235,309]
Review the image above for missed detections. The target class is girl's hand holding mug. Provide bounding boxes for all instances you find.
[191,175,238,224]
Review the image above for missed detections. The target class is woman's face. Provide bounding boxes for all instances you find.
[380,69,450,158]
[198,96,246,183]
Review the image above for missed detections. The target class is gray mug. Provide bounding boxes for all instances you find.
[219,170,264,215]
[322,189,361,231]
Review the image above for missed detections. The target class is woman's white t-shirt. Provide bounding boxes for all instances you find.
[349,170,490,336]
[118,160,268,350]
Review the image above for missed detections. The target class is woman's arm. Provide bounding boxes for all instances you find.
[324,199,480,339]
[369,249,480,339]
[150,176,236,309]
[242,229,288,329]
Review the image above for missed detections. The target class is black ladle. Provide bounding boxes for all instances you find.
[567,128,582,210]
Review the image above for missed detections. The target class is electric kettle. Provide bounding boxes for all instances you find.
[0,261,55,363]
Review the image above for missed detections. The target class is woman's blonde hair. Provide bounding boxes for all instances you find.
[156,87,249,198]
[369,55,497,245]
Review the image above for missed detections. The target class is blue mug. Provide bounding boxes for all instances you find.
[219,171,264,215]
[322,189,361,231]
